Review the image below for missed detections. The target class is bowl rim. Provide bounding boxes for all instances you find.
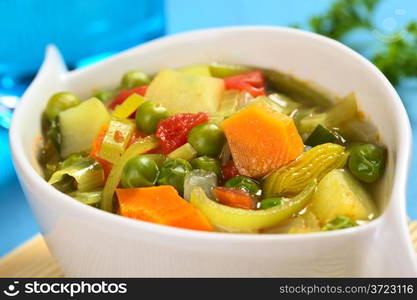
[10,25,411,243]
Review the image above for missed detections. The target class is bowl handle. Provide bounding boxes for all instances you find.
[39,45,68,78]
[369,207,417,277]
[18,44,68,105]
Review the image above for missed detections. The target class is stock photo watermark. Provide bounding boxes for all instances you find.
[2,280,127,297]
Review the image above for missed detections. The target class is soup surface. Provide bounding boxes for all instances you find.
[38,63,385,233]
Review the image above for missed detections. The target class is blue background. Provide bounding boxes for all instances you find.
[1,0,416,256]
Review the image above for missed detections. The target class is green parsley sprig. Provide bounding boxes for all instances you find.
[304,0,417,85]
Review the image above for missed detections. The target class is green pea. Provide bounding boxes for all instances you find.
[94,90,114,103]
[157,158,192,195]
[121,70,150,89]
[45,92,80,121]
[121,155,160,188]
[136,101,169,134]
[143,154,166,168]
[191,156,222,177]
[348,143,385,183]
[259,197,283,209]
[225,175,261,195]
[187,122,225,157]
[322,216,357,231]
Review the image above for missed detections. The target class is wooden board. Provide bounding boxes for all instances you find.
[1,222,417,277]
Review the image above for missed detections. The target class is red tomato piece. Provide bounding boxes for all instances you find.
[221,160,241,182]
[108,85,148,110]
[156,113,209,154]
[224,71,266,97]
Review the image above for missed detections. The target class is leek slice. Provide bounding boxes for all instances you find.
[48,158,104,192]
[209,90,246,125]
[298,111,327,135]
[191,182,316,231]
[209,62,252,78]
[296,93,360,135]
[263,143,348,197]
[69,190,102,206]
[339,119,380,144]
[98,117,135,163]
[101,135,159,212]
[167,143,197,161]
[267,93,302,115]
[219,90,241,113]
[263,69,337,107]
[112,94,145,119]
[326,92,359,127]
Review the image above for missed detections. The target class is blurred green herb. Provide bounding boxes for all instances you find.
[303,0,417,85]
[373,22,417,85]
[309,0,380,40]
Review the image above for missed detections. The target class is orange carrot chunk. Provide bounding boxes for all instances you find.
[89,124,113,178]
[222,103,304,178]
[214,187,255,210]
[116,185,213,231]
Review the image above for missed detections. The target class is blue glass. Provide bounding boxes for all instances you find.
[0,0,164,256]
[0,0,165,128]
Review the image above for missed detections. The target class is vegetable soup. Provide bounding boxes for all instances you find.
[38,63,385,234]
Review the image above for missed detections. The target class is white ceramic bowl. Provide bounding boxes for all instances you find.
[10,27,417,277]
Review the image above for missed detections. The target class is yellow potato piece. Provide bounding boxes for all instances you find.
[310,169,377,224]
[59,98,110,157]
[145,69,224,114]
